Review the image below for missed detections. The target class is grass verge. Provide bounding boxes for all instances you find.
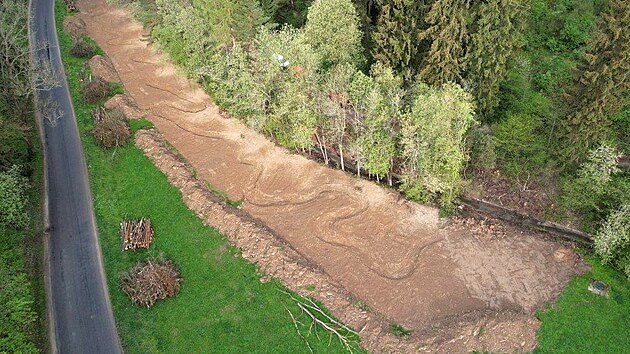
[55,2,363,353]
[536,254,630,353]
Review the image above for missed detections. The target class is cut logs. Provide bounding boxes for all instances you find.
[120,218,154,250]
[120,259,182,308]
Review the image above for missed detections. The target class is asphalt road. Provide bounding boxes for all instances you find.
[29,0,123,352]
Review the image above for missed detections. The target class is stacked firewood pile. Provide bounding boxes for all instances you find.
[120,218,154,250]
[120,259,182,308]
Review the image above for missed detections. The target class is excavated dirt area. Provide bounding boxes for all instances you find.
[78,0,589,352]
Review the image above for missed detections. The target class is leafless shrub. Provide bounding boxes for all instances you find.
[81,77,111,103]
[120,259,182,308]
[91,107,130,148]
[70,39,96,58]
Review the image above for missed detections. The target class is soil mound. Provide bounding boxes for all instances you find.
[89,55,120,83]
[63,16,87,40]
[105,94,144,119]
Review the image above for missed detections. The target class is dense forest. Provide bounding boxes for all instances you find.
[0,0,46,352]
[117,0,629,277]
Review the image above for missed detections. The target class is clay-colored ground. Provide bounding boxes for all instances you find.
[78,0,589,352]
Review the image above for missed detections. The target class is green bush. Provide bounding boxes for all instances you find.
[562,144,621,210]
[0,121,30,171]
[493,112,549,179]
[561,144,630,230]
[468,126,497,171]
[0,166,29,229]
[0,237,38,354]
[497,55,556,124]
[151,24,188,66]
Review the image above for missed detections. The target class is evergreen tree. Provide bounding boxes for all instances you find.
[192,0,268,47]
[304,0,364,67]
[418,0,469,86]
[370,0,427,77]
[464,0,528,121]
[561,0,630,160]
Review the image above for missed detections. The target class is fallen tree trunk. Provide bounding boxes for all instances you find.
[458,197,592,244]
[308,147,593,244]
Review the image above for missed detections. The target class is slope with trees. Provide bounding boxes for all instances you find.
[117,0,629,280]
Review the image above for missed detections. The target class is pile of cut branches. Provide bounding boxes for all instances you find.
[120,218,154,250]
[91,107,130,148]
[81,77,112,103]
[120,259,182,308]
[282,290,359,353]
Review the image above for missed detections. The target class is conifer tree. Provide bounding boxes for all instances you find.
[370,0,427,77]
[418,0,469,86]
[192,0,268,47]
[465,0,528,121]
[561,0,630,160]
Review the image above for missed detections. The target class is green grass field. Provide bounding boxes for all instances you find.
[55,2,362,353]
[535,255,630,353]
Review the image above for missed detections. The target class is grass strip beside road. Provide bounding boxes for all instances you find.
[54,2,363,353]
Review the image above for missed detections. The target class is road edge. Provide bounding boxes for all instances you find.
[27,0,56,352]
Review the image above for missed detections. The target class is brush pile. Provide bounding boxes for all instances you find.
[91,107,130,148]
[120,259,182,308]
[120,218,154,250]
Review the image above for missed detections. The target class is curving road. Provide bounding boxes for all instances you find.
[29,0,122,352]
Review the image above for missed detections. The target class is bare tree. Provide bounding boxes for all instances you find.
[1,0,63,128]
[0,0,32,115]
[40,96,65,127]
[32,56,62,92]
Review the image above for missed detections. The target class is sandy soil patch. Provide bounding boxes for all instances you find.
[78,0,589,352]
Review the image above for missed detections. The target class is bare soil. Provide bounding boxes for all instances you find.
[78,1,590,352]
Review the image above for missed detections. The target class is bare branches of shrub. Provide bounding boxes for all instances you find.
[281,290,359,353]
[81,77,111,103]
[120,259,182,308]
[91,107,130,148]
[70,39,96,58]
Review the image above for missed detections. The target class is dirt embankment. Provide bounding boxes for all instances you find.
[78,0,590,352]
[135,128,545,353]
